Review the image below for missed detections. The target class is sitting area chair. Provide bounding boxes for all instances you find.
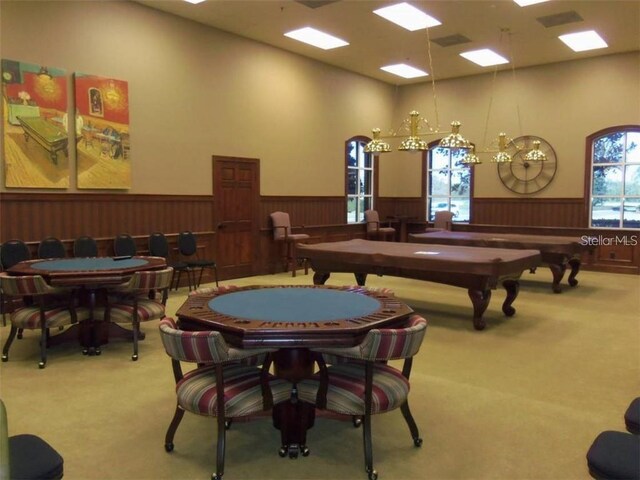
[73,236,98,257]
[1,239,32,327]
[96,267,173,361]
[0,273,90,369]
[1,399,64,480]
[158,317,291,480]
[37,237,66,259]
[433,210,454,231]
[178,231,218,288]
[364,210,395,241]
[297,314,428,480]
[270,211,309,277]
[113,233,137,257]
[148,232,190,291]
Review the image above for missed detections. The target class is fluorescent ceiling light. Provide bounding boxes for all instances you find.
[513,0,549,6]
[184,0,206,4]
[559,30,608,52]
[459,49,509,67]
[373,2,441,31]
[284,27,349,50]
[380,64,428,79]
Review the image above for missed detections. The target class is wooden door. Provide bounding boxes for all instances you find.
[213,156,260,279]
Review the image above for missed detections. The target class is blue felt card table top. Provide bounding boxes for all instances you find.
[208,287,381,323]
[31,257,148,271]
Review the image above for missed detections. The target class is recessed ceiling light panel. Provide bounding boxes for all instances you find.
[373,2,441,31]
[184,0,207,4]
[380,64,428,79]
[513,0,549,6]
[558,30,608,52]
[284,27,349,50]
[459,49,509,67]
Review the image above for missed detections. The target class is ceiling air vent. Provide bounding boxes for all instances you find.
[295,0,338,8]
[536,11,584,28]
[431,34,472,47]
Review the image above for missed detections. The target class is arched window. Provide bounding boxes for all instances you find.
[587,126,640,229]
[346,136,375,223]
[425,143,472,223]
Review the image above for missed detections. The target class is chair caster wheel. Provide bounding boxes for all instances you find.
[414,437,423,447]
[38,361,46,369]
[367,469,378,480]
[278,447,287,457]
[82,349,89,355]
[301,445,310,457]
[132,354,138,361]
[224,420,231,430]
[165,442,174,452]
[212,473,222,480]
[1,355,8,362]
[353,416,362,428]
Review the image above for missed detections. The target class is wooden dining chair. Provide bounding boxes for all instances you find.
[158,317,291,480]
[0,273,90,369]
[96,267,173,361]
[297,314,428,480]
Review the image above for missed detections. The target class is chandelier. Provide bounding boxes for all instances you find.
[365,26,546,168]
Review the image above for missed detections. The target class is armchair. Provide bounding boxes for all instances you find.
[270,211,310,277]
[364,210,395,241]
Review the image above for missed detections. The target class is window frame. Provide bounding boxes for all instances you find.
[345,135,378,224]
[423,139,474,224]
[584,125,640,230]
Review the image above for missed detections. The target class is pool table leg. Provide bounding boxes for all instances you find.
[467,289,491,330]
[501,279,519,317]
[567,257,581,287]
[548,263,567,294]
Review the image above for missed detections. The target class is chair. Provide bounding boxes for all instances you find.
[177,231,218,288]
[1,240,32,327]
[297,314,428,480]
[270,211,310,277]
[73,236,98,257]
[0,399,64,480]
[37,237,66,259]
[0,273,90,369]
[148,232,190,291]
[158,317,291,480]
[433,210,454,230]
[113,233,137,257]
[364,210,395,241]
[624,397,639,434]
[96,267,173,361]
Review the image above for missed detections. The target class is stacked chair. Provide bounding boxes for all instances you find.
[586,397,640,479]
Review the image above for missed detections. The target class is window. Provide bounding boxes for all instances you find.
[588,126,640,229]
[346,136,374,223]
[426,146,471,222]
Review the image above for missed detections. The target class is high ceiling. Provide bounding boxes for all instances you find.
[135,0,639,84]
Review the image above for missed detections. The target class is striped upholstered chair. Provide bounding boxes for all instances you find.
[158,317,291,480]
[97,267,173,361]
[297,314,428,480]
[0,273,90,369]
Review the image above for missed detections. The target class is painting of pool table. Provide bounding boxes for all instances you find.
[1,59,69,188]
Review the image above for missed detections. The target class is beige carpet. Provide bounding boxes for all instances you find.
[1,269,639,480]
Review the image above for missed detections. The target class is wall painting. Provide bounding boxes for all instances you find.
[1,59,69,188]
[74,73,130,189]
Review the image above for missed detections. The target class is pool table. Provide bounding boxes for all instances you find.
[298,239,542,330]
[17,116,68,165]
[409,231,591,293]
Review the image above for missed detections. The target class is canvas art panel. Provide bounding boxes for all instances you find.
[2,59,69,188]
[74,73,130,189]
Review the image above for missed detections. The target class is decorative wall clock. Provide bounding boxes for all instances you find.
[497,135,557,194]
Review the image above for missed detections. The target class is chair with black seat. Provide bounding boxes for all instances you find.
[37,237,66,259]
[1,240,32,327]
[96,267,173,361]
[177,231,218,288]
[113,233,137,257]
[148,232,190,291]
[270,211,310,277]
[364,210,395,241]
[0,273,90,369]
[158,317,291,480]
[297,314,428,480]
[1,399,64,480]
[73,235,98,257]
